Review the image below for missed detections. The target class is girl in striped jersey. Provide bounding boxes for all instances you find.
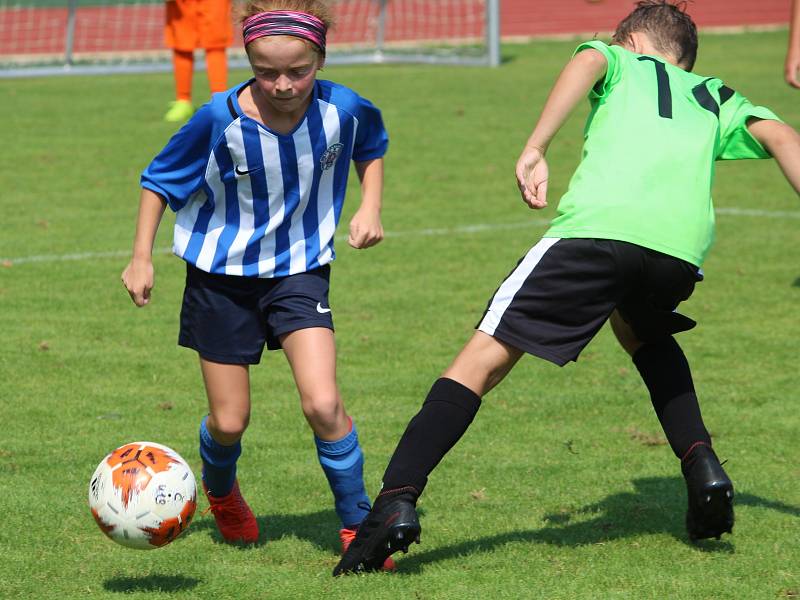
[121,0,393,567]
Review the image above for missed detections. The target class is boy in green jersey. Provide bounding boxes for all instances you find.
[334,1,800,574]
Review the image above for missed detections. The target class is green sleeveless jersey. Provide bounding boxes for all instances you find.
[543,41,779,266]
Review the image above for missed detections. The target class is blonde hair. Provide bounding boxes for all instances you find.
[239,0,335,30]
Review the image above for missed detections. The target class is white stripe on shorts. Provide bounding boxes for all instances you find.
[478,237,561,336]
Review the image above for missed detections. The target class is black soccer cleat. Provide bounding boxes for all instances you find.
[332,486,421,576]
[681,443,734,541]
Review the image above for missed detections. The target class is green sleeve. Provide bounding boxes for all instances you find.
[714,85,782,160]
[573,40,618,99]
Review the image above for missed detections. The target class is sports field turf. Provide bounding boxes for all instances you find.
[1,31,798,599]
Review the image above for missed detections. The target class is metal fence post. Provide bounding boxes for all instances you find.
[375,0,388,60]
[487,0,500,67]
[65,0,79,67]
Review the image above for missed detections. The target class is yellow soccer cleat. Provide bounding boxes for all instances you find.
[164,99,194,123]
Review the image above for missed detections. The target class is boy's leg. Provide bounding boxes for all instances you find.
[281,327,396,567]
[610,312,733,540]
[333,332,522,575]
[382,331,523,492]
[199,358,259,543]
[165,49,195,122]
[611,311,711,458]
[204,47,228,94]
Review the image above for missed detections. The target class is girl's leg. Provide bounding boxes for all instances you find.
[199,358,251,496]
[382,331,523,494]
[198,358,259,543]
[281,328,369,529]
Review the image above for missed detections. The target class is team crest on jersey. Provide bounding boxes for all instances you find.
[320,143,344,171]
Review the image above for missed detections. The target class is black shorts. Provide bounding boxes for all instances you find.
[477,238,703,366]
[178,263,334,364]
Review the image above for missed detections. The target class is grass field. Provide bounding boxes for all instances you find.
[1,31,799,599]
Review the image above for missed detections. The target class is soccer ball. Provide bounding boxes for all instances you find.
[88,441,197,550]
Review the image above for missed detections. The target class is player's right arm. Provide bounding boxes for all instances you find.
[121,189,168,307]
[747,118,800,195]
[516,48,608,209]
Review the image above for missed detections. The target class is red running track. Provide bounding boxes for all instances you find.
[0,0,791,57]
[504,0,791,38]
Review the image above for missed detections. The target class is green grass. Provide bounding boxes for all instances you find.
[1,31,799,599]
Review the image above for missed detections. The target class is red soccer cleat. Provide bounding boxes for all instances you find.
[340,527,396,572]
[203,480,259,544]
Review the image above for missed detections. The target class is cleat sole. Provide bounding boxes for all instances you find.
[686,483,734,541]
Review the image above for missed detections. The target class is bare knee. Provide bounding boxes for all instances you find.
[301,393,345,436]
[207,412,250,443]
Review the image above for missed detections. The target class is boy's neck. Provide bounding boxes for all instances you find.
[617,31,681,68]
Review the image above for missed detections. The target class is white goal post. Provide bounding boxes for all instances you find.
[0,0,500,78]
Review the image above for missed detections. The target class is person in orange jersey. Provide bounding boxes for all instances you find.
[164,0,233,122]
[787,0,800,87]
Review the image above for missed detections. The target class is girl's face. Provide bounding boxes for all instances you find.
[247,36,323,117]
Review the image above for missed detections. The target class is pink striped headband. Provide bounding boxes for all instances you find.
[242,10,327,55]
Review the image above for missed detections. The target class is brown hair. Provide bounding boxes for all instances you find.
[239,0,335,30]
[612,1,698,71]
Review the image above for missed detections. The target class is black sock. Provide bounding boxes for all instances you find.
[632,337,711,459]
[381,377,482,494]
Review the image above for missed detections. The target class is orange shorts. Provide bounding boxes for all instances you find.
[165,0,234,51]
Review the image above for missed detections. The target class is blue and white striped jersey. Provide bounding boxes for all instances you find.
[141,79,388,278]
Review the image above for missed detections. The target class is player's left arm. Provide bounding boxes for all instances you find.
[747,118,800,195]
[348,158,385,249]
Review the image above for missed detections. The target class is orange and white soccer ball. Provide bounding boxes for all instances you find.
[88,441,197,549]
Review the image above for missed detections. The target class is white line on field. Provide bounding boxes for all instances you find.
[1,206,798,266]
[714,207,800,219]
[0,220,551,266]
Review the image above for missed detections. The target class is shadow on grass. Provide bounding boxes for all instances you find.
[185,503,429,554]
[187,508,343,553]
[104,575,201,593]
[393,476,800,574]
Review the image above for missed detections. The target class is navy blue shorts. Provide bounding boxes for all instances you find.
[178,263,334,364]
[477,238,703,366]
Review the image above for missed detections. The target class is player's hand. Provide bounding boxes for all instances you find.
[121,258,154,307]
[348,208,384,249]
[515,145,549,209]
[786,49,800,89]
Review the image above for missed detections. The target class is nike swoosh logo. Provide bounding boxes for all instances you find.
[235,165,251,176]
[316,302,332,314]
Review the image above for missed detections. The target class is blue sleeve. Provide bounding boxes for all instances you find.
[352,96,388,162]
[140,104,216,211]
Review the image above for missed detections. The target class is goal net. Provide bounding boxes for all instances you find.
[0,0,500,77]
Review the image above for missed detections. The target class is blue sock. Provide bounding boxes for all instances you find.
[199,416,241,497]
[315,422,371,529]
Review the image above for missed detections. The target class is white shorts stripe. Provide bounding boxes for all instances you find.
[478,237,561,336]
